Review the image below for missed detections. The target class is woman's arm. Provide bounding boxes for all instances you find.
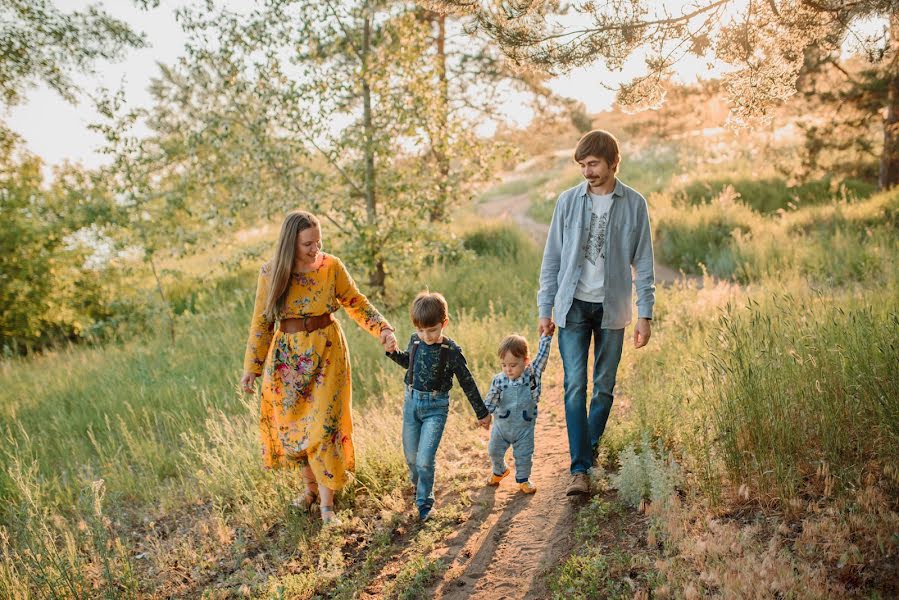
[243,265,275,377]
[334,257,393,337]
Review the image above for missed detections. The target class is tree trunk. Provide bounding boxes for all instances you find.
[148,253,176,345]
[430,12,450,222]
[361,3,386,291]
[880,14,899,190]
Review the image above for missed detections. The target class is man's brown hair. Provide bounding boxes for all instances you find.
[411,291,448,328]
[498,334,529,360]
[574,129,620,170]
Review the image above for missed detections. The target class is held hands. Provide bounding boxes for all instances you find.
[538,317,556,337]
[478,414,492,430]
[634,318,652,349]
[240,372,257,394]
[380,328,399,353]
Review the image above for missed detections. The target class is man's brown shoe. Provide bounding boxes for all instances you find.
[566,473,590,496]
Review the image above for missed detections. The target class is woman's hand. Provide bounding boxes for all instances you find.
[240,372,257,394]
[380,328,398,353]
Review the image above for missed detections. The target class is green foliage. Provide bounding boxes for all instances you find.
[652,186,757,277]
[675,176,876,214]
[709,293,898,500]
[0,480,138,599]
[652,186,899,282]
[623,277,899,506]
[549,549,637,600]
[0,141,119,352]
[461,223,531,260]
[0,0,146,109]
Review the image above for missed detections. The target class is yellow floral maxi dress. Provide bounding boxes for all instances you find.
[243,254,392,489]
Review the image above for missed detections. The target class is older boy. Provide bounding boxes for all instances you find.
[386,291,491,521]
[537,130,656,496]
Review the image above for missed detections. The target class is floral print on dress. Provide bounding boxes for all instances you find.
[245,254,391,489]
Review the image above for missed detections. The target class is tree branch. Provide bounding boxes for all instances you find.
[322,0,363,62]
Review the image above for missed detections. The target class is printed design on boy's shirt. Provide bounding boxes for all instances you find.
[585,211,609,265]
[386,334,489,419]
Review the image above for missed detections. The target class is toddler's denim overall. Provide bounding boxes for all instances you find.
[488,378,537,483]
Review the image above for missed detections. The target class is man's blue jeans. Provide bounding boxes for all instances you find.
[401,386,449,512]
[557,298,625,475]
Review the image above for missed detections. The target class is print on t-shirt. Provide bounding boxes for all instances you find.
[585,211,609,265]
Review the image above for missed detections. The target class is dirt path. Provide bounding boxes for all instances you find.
[426,385,578,599]
[410,172,686,599]
[476,192,549,246]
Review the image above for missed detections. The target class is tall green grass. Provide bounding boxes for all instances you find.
[652,186,899,283]
[616,272,899,505]
[674,175,875,214]
[710,291,898,500]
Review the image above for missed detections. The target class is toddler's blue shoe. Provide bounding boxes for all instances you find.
[418,507,432,522]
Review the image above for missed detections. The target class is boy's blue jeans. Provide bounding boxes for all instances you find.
[558,298,625,475]
[401,386,449,512]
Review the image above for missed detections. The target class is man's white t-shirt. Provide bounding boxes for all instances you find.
[574,192,614,303]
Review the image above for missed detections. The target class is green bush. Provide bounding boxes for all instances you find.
[461,223,532,260]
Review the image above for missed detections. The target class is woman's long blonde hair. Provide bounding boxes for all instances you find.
[263,211,320,322]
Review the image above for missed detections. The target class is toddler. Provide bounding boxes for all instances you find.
[485,333,552,493]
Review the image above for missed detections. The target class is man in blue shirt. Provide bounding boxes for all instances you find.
[537,130,656,496]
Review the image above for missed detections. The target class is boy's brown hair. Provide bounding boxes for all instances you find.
[411,291,448,328]
[574,129,620,171]
[498,335,529,360]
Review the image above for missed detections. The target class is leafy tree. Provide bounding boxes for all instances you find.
[0,135,116,352]
[791,54,885,182]
[426,0,899,188]
[0,0,146,108]
[131,0,522,294]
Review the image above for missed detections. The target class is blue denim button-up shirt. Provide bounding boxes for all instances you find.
[537,178,655,329]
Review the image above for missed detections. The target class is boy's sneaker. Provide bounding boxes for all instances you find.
[519,481,537,494]
[418,507,432,522]
[565,473,590,496]
[487,467,511,486]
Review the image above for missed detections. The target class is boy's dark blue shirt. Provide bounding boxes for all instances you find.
[387,333,489,420]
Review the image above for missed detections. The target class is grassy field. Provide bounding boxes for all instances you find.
[1,147,897,597]
[0,222,543,598]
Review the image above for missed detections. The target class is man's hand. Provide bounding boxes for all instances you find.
[538,317,556,336]
[633,318,652,349]
[478,414,492,430]
[240,372,257,394]
[380,329,398,352]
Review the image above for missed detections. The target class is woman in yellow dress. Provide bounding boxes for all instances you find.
[240,211,397,524]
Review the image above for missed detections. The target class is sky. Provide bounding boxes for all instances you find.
[7,1,883,172]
